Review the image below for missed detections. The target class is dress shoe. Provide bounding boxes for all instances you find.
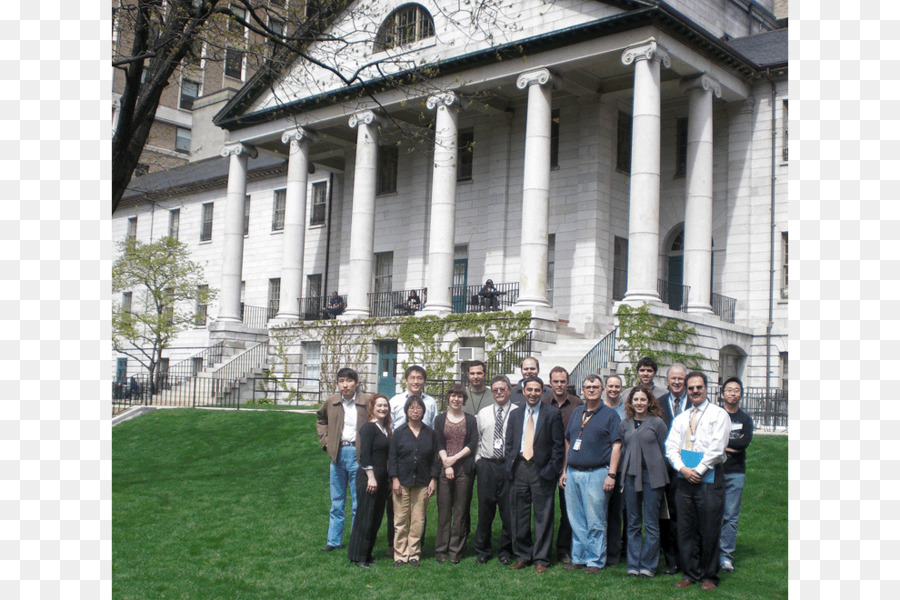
[558,553,572,564]
[436,558,446,564]
[584,566,602,574]
[476,556,489,564]
[535,564,548,573]
[562,563,585,571]
[509,561,529,570]
[700,581,717,591]
[664,566,680,575]
[450,559,460,564]
[393,560,405,568]
[720,561,734,572]
[498,555,512,565]
[354,561,370,569]
[409,559,420,568]
[675,578,694,588]
[318,544,343,552]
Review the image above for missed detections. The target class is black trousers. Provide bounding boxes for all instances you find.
[510,458,555,566]
[474,458,513,560]
[556,485,572,557]
[675,469,725,585]
[347,469,389,563]
[605,480,627,565]
[660,468,680,570]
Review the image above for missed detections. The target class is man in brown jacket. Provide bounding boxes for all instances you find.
[316,367,369,551]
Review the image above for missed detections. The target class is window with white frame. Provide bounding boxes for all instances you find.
[200,202,213,241]
[272,189,286,231]
[180,79,200,110]
[546,233,555,305]
[375,4,435,52]
[268,278,281,320]
[374,252,393,294]
[302,341,321,384]
[195,285,208,327]
[243,195,251,236]
[780,351,788,392]
[126,216,137,241]
[310,181,327,226]
[164,287,174,325]
[168,208,180,240]
[122,291,132,314]
[225,5,248,80]
[175,127,191,153]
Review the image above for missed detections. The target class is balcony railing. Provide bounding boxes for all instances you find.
[711,292,737,324]
[569,329,617,391]
[658,279,690,312]
[368,288,427,318]
[450,282,519,314]
[300,294,348,320]
[241,304,270,329]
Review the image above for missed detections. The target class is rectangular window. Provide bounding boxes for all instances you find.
[374,252,393,294]
[546,233,555,306]
[550,109,560,169]
[243,195,251,236]
[126,216,137,241]
[302,341,321,383]
[377,145,398,195]
[225,6,247,80]
[613,236,628,300]
[164,288,174,325]
[781,232,788,299]
[200,202,213,241]
[457,127,474,181]
[168,208,180,240]
[175,127,191,154]
[616,111,632,173]
[780,351,789,392]
[180,79,199,110]
[268,17,284,54]
[272,189,286,231]
[122,291,132,314]
[310,181,327,226]
[675,117,688,177]
[782,99,789,162]
[195,285,208,327]
[225,48,244,79]
[304,274,323,319]
[267,278,281,320]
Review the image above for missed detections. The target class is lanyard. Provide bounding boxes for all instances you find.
[577,407,598,438]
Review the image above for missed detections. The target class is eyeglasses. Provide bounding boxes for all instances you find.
[687,386,705,392]
[491,388,507,394]
[583,385,601,390]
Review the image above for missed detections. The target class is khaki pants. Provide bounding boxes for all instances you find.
[393,486,430,562]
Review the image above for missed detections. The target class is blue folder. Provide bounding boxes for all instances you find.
[678,449,714,484]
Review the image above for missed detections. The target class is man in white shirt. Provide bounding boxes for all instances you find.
[665,371,730,591]
[388,365,437,430]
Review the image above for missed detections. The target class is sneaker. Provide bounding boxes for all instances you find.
[627,569,639,577]
[721,561,734,572]
[354,561,371,569]
[409,559,420,568]
[318,544,343,552]
[639,569,655,578]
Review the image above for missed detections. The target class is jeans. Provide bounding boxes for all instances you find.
[326,445,359,547]
[719,472,745,564]
[624,470,664,574]
[565,466,610,569]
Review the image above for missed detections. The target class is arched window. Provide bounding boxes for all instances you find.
[375,4,435,51]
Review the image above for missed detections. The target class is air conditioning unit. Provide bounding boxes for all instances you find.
[457,347,485,362]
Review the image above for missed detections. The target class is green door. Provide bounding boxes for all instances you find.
[377,341,398,397]
[451,259,468,313]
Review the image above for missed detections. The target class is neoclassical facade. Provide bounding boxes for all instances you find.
[115,0,788,392]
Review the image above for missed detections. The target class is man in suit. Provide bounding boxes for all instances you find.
[315,367,370,551]
[656,363,688,574]
[665,371,730,591]
[509,356,554,407]
[505,376,565,573]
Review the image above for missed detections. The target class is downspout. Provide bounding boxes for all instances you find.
[765,68,777,418]
[322,171,334,298]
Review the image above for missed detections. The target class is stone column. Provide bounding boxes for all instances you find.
[682,74,721,315]
[275,127,317,321]
[621,40,669,305]
[217,142,257,322]
[421,92,460,316]
[514,68,555,311]
[344,110,380,318]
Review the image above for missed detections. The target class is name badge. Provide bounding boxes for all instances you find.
[572,438,582,452]
[494,438,503,450]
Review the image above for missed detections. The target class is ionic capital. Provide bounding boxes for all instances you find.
[220,142,258,159]
[349,110,380,129]
[281,127,319,145]
[516,68,556,90]
[621,39,671,69]
[426,92,460,111]
[681,74,722,99]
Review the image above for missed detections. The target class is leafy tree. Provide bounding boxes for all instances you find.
[112,236,217,393]
[112,0,521,213]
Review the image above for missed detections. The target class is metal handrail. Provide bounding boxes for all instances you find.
[212,340,270,383]
[658,279,690,312]
[485,332,533,378]
[569,328,617,391]
[451,282,519,313]
[368,288,427,317]
[241,304,269,329]
[711,292,737,324]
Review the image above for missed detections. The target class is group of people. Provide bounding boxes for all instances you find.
[315,355,753,591]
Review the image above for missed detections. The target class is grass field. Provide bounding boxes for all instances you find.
[113,409,787,600]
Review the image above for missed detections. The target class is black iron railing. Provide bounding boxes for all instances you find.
[241,304,270,329]
[248,376,324,405]
[451,282,519,314]
[368,288,427,317]
[711,292,737,324]
[658,279,690,312]
[569,329,617,391]
[709,385,788,432]
[485,332,533,379]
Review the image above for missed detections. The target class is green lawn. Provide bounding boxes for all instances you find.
[113,409,787,600]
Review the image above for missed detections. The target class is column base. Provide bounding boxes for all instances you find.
[620,290,662,305]
[512,301,557,323]
[420,303,453,317]
[270,314,301,326]
[340,309,370,320]
[686,305,714,316]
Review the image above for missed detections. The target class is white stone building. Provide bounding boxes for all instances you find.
[113,0,788,400]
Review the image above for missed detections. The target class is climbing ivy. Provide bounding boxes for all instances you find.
[615,304,708,386]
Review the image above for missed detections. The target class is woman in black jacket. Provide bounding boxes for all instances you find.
[388,396,440,567]
[347,394,392,568]
[434,384,478,564]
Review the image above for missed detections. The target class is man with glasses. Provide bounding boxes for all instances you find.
[665,371,730,591]
[473,375,520,564]
[657,362,689,574]
[544,366,583,564]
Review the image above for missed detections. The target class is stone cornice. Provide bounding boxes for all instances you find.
[621,39,671,69]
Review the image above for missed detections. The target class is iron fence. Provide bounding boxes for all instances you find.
[569,329,617,391]
[241,304,269,329]
[248,376,325,405]
[711,292,737,324]
[707,384,788,431]
[368,288,427,317]
[658,279,690,312]
[485,332,533,379]
[111,372,243,415]
[450,282,519,313]
[166,342,225,381]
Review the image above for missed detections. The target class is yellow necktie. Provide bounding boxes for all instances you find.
[684,407,699,451]
[523,408,535,460]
